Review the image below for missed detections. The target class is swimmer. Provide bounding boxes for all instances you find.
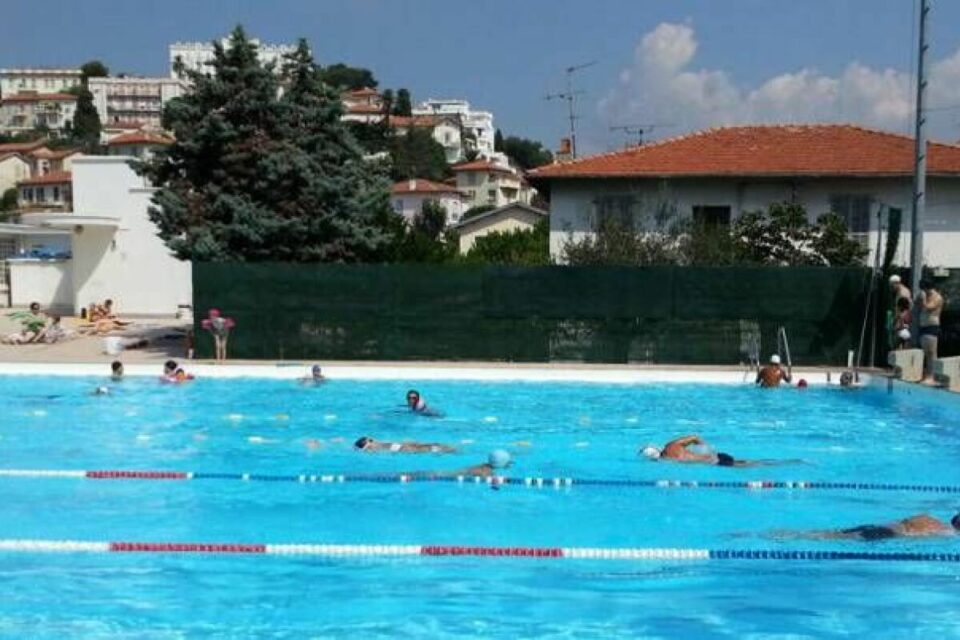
[640,435,797,468]
[405,389,442,417]
[300,364,326,385]
[111,360,124,381]
[756,354,792,388]
[161,360,194,383]
[399,450,513,480]
[92,386,110,396]
[785,513,960,541]
[839,371,855,388]
[354,436,455,454]
[449,449,513,478]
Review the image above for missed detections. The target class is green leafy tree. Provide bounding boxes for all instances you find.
[810,212,870,267]
[499,135,553,170]
[80,60,109,82]
[393,88,412,116]
[0,188,18,216]
[320,63,377,90]
[69,87,101,148]
[138,28,395,262]
[390,200,457,263]
[389,127,451,182]
[462,218,549,265]
[380,89,394,118]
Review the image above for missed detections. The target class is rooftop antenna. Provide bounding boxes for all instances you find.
[545,60,597,158]
[609,123,673,147]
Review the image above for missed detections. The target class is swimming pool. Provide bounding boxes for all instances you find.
[1,368,958,638]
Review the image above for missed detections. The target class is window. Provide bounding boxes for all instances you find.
[594,195,636,229]
[52,186,60,201]
[393,199,403,213]
[487,189,497,204]
[829,195,872,233]
[36,188,46,203]
[692,205,731,228]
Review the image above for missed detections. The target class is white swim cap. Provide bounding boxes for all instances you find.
[488,449,512,468]
[95,386,110,395]
[897,328,911,340]
[889,275,901,284]
[770,354,781,364]
[641,446,662,460]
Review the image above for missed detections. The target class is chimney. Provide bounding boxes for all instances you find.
[558,138,572,154]
[409,179,416,190]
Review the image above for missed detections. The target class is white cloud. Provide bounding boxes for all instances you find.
[599,22,960,140]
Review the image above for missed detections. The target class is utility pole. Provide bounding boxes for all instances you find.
[545,61,596,158]
[910,0,930,296]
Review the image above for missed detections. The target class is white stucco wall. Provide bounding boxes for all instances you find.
[0,155,30,193]
[392,192,466,226]
[9,260,73,309]
[457,210,544,253]
[69,157,192,316]
[547,176,960,267]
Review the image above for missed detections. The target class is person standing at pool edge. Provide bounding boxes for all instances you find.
[202,309,235,362]
[756,354,791,387]
[916,279,944,384]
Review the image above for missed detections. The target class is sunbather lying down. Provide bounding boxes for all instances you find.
[79,319,133,335]
[2,330,38,345]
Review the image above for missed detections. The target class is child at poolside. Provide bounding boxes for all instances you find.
[201,309,235,362]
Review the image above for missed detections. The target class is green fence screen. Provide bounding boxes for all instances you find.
[193,264,872,364]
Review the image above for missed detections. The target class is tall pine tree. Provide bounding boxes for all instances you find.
[138,28,395,262]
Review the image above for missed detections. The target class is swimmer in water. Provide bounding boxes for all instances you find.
[783,513,960,541]
[839,371,856,388]
[111,360,124,381]
[300,364,326,385]
[756,354,792,388]
[406,389,442,417]
[641,435,797,468]
[92,386,110,396]
[354,436,455,454]
[404,449,513,479]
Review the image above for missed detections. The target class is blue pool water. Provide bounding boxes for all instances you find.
[1,373,959,638]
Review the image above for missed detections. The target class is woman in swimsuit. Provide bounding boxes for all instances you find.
[354,436,455,454]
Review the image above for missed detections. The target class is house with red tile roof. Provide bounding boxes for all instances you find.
[341,87,385,124]
[391,178,468,225]
[0,152,31,194]
[0,92,78,135]
[528,124,960,266]
[106,131,174,158]
[16,170,72,211]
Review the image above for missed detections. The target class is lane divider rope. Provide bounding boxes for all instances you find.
[0,468,958,494]
[0,539,956,563]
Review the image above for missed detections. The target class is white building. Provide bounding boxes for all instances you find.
[17,171,72,212]
[391,179,467,226]
[453,158,534,209]
[105,131,173,159]
[88,76,186,130]
[340,87,384,124]
[0,92,77,135]
[0,153,31,194]
[0,68,81,98]
[529,124,960,267]
[413,99,496,158]
[170,38,297,79]
[5,156,191,315]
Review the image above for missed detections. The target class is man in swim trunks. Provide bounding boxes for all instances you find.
[354,436,455,454]
[111,361,124,381]
[406,390,441,417]
[756,354,791,388]
[641,435,789,468]
[916,279,945,383]
[808,513,960,540]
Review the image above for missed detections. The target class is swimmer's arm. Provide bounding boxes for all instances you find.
[673,435,703,447]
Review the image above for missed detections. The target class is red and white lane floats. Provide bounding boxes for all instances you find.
[0,540,957,563]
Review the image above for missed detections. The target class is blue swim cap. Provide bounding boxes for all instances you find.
[488,449,512,469]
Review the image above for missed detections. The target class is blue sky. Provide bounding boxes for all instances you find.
[4,0,960,154]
